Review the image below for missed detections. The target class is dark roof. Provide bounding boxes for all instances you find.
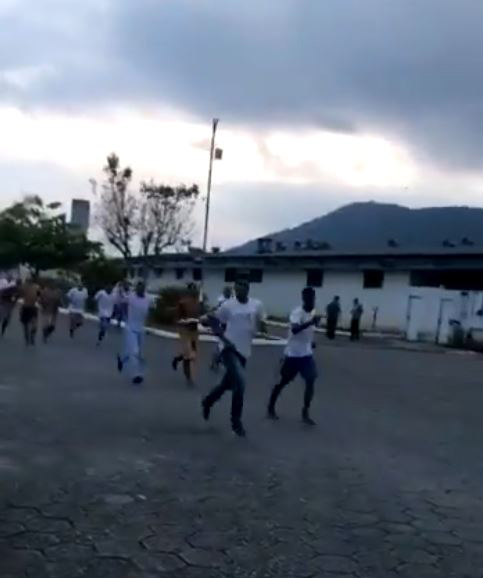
[125,248,483,271]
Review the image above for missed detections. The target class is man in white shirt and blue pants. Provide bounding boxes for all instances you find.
[267,287,320,426]
[202,278,266,438]
[117,280,153,385]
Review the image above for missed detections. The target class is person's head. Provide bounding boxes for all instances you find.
[186,282,198,298]
[223,286,232,299]
[77,280,84,290]
[122,280,130,292]
[106,284,113,294]
[334,295,340,303]
[302,287,316,312]
[234,278,250,303]
[135,280,145,297]
[353,298,359,305]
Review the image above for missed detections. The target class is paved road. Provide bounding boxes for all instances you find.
[0,317,481,577]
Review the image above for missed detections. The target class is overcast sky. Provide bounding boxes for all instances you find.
[0,0,481,248]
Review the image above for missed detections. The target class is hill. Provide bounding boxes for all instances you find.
[230,202,483,253]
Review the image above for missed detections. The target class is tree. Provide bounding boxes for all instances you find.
[138,181,200,257]
[97,153,136,259]
[0,195,100,273]
[78,257,124,294]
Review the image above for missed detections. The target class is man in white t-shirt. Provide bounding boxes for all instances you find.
[94,285,115,345]
[66,283,88,338]
[201,278,266,437]
[267,287,320,426]
[117,280,154,385]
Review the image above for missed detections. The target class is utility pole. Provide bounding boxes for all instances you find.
[202,118,219,253]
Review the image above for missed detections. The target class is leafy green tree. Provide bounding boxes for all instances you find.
[0,195,100,273]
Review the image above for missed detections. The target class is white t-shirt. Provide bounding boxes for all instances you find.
[95,290,115,318]
[216,298,265,359]
[285,306,316,357]
[126,293,154,331]
[67,287,88,314]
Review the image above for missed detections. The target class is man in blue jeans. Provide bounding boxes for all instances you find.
[201,278,266,437]
[267,287,320,425]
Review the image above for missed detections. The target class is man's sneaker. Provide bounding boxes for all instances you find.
[132,376,144,385]
[232,423,246,438]
[302,409,316,426]
[201,399,211,421]
[117,355,124,373]
[267,408,279,421]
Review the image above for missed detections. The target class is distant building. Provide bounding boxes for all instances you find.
[125,248,483,342]
[70,199,90,234]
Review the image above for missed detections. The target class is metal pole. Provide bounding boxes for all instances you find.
[202,118,219,253]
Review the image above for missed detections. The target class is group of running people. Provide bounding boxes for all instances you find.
[0,273,335,438]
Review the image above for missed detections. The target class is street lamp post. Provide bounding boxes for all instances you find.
[202,118,220,253]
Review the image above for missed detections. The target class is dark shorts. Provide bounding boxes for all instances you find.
[280,355,317,383]
[20,305,38,325]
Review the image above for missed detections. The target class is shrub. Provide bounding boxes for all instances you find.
[149,285,207,327]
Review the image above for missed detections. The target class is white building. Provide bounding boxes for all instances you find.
[126,247,483,343]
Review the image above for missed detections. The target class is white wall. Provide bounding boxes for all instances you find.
[145,266,411,332]
[144,263,482,340]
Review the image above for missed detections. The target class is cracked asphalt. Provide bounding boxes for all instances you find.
[0,318,481,577]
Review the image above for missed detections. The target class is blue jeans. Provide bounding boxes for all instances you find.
[268,356,317,412]
[204,347,246,427]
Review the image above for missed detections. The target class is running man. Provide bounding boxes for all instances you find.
[117,280,154,385]
[210,285,233,371]
[267,287,320,426]
[0,276,20,337]
[216,286,232,307]
[94,285,115,345]
[172,283,201,386]
[39,283,62,343]
[66,282,88,338]
[112,281,130,328]
[20,277,41,346]
[201,278,266,437]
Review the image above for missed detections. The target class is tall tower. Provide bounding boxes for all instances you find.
[70,199,90,234]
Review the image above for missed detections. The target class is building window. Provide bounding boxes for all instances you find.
[175,268,185,280]
[306,269,324,287]
[363,270,384,289]
[225,268,237,282]
[154,267,163,278]
[249,269,263,283]
[192,267,203,281]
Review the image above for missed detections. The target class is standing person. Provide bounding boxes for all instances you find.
[117,280,154,385]
[0,276,20,337]
[20,277,40,346]
[39,283,62,343]
[201,278,266,437]
[171,283,201,386]
[267,287,320,425]
[66,282,88,338]
[94,285,115,345]
[326,296,341,340]
[350,298,364,341]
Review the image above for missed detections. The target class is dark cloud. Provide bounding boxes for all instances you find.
[0,0,481,172]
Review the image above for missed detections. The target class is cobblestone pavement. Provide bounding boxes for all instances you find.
[0,320,481,577]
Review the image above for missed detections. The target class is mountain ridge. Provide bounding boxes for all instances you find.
[230,202,483,253]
